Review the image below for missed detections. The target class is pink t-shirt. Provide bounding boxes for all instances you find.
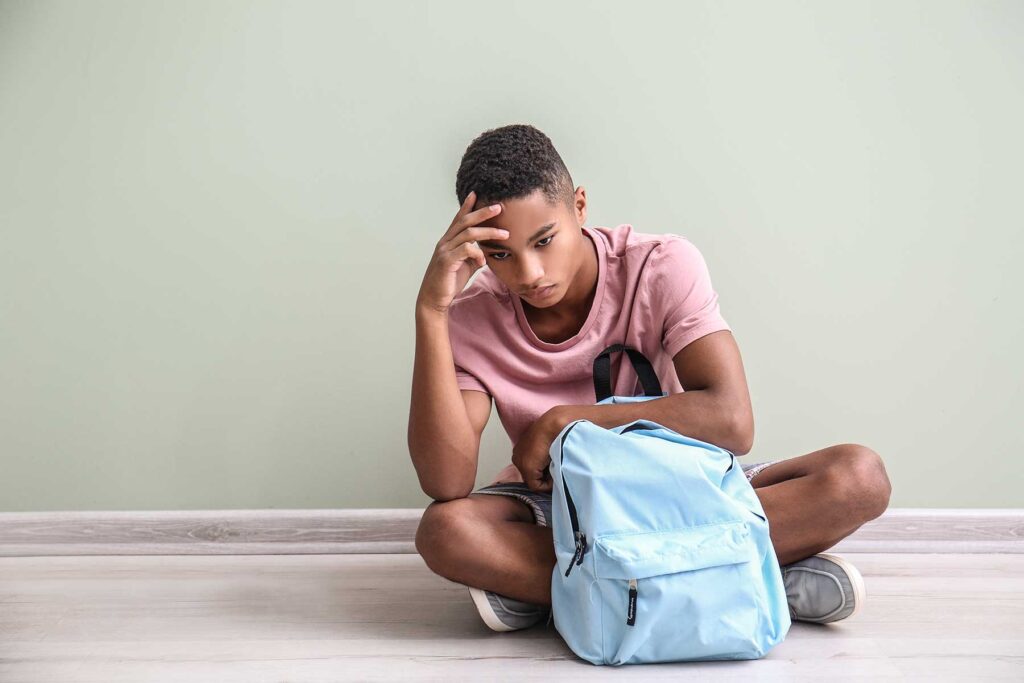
[446,224,732,485]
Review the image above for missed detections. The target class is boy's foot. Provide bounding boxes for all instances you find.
[781,552,865,623]
[467,586,550,632]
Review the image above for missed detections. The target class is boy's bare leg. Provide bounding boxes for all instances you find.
[750,443,891,565]
[416,493,556,606]
[415,443,891,607]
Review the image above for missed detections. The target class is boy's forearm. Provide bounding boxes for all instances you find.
[407,307,478,500]
[551,391,753,455]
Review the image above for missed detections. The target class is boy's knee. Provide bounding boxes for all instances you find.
[827,444,892,520]
[415,498,473,568]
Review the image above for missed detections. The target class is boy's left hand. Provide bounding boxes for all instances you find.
[513,407,570,493]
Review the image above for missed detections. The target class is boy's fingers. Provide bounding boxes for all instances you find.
[443,190,490,241]
[448,226,509,250]
[444,206,503,244]
[528,465,552,493]
[440,191,473,238]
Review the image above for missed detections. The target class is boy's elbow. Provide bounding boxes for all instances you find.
[410,446,478,502]
[730,412,755,456]
[422,481,473,503]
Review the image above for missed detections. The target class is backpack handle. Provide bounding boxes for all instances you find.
[593,344,663,402]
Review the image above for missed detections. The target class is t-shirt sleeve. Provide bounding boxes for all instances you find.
[650,237,732,359]
[447,296,493,396]
[455,362,489,394]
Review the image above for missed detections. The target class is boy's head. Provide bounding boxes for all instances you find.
[455,123,576,212]
[455,124,590,308]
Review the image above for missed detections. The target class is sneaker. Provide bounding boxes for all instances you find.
[468,586,550,632]
[781,552,865,624]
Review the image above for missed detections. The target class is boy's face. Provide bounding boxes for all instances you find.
[472,187,588,308]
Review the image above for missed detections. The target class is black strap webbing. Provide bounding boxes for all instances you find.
[592,343,663,402]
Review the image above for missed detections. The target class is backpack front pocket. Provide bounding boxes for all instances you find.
[591,521,763,665]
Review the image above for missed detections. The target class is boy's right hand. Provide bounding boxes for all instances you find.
[416,190,509,315]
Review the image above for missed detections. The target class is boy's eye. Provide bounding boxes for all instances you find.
[488,234,555,261]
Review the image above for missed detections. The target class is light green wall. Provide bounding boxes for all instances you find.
[1,0,1021,511]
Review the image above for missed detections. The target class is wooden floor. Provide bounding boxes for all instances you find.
[1,552,1021,681]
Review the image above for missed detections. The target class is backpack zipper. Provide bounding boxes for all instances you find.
[627,578,638,626]
[562,474,587,576]
[559,423,588,577]
[557,421,637,626]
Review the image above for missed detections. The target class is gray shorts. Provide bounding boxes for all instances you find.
[471,459,781,528]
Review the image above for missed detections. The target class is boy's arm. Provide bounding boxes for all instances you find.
[407,306,492,501]
[548,330,753,455]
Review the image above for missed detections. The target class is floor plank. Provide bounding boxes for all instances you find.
[0,553,1021,681]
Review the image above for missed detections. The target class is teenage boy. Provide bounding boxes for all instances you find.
[410,124,891,632]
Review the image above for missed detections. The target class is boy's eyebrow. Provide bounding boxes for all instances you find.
[478,222,556,250]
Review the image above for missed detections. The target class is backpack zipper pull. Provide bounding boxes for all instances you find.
[627,578,638,626]
[565,531,588,577]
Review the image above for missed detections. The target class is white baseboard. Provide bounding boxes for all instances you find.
[0,508,1020,557]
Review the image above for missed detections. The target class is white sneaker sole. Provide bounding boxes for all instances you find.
[816,552,866,621]
[468,586,517,632]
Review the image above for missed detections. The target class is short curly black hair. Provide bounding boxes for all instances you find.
[455,124,576,213]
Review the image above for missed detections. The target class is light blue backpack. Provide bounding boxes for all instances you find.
[549,344,791,665]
